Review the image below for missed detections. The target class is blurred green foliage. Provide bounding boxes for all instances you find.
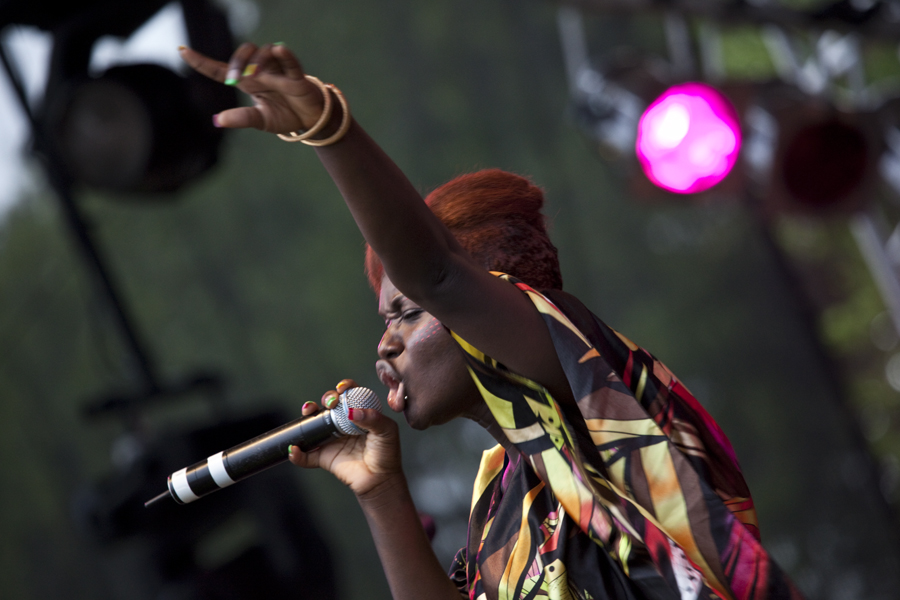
[720,26,777,81]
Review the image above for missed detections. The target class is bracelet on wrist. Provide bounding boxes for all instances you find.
[277,78,352,147]
[277,75,333,142]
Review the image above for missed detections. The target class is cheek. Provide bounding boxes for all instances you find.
[408,317,443,350]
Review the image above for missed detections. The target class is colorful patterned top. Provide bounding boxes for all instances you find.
[447,274,804,600]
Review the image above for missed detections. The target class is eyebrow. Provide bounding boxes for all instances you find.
[378,293,405,317]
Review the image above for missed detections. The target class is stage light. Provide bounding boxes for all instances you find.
[636,83,742,194]
[2,0,237,194]
[781,118,869,211]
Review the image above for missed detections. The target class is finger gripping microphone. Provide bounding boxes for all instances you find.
[145,387,381,507]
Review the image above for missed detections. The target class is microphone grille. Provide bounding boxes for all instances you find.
[333,387,382,436]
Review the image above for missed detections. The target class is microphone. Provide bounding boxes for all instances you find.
[144,387,381,507]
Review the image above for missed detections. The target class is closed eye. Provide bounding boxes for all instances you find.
[383,308,423,329]
[399,308,423,323]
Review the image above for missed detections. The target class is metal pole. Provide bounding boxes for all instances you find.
[0,35,162,396]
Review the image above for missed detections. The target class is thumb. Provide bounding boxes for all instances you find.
[349,408,398,439]
[214,106,267,130]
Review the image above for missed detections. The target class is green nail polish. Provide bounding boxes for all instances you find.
[274,41,285,46]
[288,445,293,454]
[224,77,238,86]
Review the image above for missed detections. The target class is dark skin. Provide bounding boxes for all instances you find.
[180,42,575,600]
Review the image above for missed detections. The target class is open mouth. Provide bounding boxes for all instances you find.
[376,360,406,412]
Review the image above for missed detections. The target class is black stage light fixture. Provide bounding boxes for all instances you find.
[749,88,880,216]
[781,118,870,211]
[48,60,226,193]
[75,410,339,600]
[3,0,236,194]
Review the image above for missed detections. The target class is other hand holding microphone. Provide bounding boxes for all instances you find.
[289,379,403,499]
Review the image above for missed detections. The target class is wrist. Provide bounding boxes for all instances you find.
[356,471,411,512]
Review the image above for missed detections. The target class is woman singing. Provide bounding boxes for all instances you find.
[180,42,803,600]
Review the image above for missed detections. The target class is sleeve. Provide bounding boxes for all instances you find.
[448,273,806,600]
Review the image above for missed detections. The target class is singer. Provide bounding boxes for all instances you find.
[180,43,804,600]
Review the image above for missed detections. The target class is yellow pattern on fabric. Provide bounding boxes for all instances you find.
[635,365,648,403]
[526,397,566,450]
[668,419,706,458]
[584,417,661,440]
[539,449,598,535]
[617,534,632,576]
[611,328,639,351]
[725,496,760,529]
[452,331,490,364]
[503,422,545,444]
[522,289,592,348]
[605,446,628,500]
[499,481,546,600]
[579,348,601,363]
[472,446,506,515]
[640,440,716,591]
[544,559,574,600]
[466,366,516,429]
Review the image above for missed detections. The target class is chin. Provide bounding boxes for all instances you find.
[403,410,432,431]
[403,406,457,431]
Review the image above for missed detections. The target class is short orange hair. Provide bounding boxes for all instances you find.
[365,169,562,296]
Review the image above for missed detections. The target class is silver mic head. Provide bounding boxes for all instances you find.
[332,387,382,436]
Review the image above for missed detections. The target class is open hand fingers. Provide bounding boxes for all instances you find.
[272,43,306,80]
[336,379,358,394]
[224,42,259,85]
[288,443,320,469]
[244,44,304,80]
[321,389,340,410]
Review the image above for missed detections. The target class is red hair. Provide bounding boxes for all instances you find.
[365,169,562,296]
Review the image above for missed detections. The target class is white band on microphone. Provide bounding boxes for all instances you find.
[170,467,200,503]
[207,451,236,488]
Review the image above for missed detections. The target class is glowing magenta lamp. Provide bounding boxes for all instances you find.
[635,83,741,194]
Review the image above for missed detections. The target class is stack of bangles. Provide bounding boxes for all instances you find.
[277,75,351,146]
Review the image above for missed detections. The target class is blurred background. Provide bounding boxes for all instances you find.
[3,0,900,598]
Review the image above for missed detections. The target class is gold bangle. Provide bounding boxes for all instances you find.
[277,75,333,142]
[301,84,351,147]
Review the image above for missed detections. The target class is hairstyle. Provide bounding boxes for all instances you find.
[365,169,562,295]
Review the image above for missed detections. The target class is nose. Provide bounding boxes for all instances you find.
[378,326,404,360]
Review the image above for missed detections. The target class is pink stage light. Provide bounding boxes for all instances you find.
[635,83,741,194]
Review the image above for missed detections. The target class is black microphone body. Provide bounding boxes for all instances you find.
[157,387,381,505]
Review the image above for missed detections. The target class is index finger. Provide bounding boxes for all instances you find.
[179,46,228,82]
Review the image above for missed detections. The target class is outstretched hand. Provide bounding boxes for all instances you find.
[288,379,404,498]
[179,42,327,134]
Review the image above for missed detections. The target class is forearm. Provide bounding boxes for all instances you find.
[314,119,469,297]
[357,474,464,600]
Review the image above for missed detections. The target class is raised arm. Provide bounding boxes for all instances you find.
[179,42,574,400]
